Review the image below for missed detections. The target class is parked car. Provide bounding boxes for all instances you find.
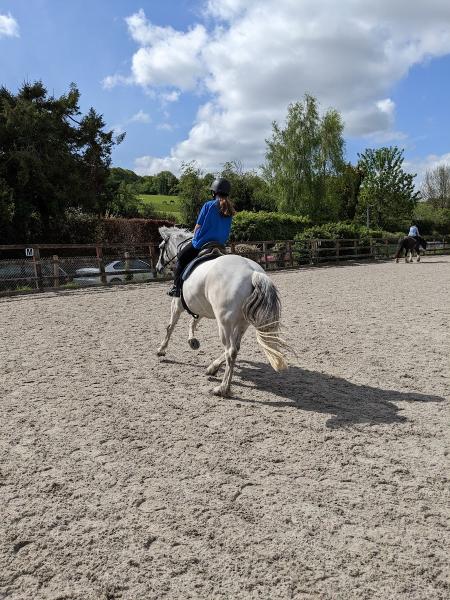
[73,259,154,286]
[0,262,69,289]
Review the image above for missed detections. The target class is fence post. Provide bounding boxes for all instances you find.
[384,239,389,259]
[263,242,268,270]
[287,241,293,267]
[52,255,60,288]
[370,238,374,260]
[354,239,358,258]
[336,240,340,263]
[124,251,132,281]
[96,246,107,285]
[230,241,236,254]
[33,246,43,290]
[149,244,157,277]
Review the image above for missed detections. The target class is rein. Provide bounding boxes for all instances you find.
[160,236,193,268]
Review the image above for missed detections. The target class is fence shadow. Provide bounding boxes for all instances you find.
[230,360,444,429]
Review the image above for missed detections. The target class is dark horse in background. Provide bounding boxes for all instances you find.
[395,236,427,263]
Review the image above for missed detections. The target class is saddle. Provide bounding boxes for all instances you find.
[180,242,226,319]
[181,242,226,282]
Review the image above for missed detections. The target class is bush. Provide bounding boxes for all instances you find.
[414,203,450,236]
[294,222,396,243]
[231,211,311,241]
[100,217,174,245]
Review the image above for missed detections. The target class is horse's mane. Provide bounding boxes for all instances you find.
[159,225,192,240]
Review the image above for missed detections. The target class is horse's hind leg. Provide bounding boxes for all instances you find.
[188,317,201,350]
[212,322,247,397]
[157,298,183,356]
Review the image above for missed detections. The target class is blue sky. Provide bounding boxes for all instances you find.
[1,0,450,182]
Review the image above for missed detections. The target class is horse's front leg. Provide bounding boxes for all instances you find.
[188,317,201,350]
[157,298,183,356]
[206,352,226,376]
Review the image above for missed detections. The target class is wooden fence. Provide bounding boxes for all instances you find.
[0,237,449,295]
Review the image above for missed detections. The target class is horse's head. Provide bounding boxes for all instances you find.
[156,226,192,273]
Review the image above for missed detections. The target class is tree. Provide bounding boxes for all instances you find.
[357,147,419,230]
[178,162,211,227]
[0,81,123,242]
[263,94,345,220]
[219,161,275,212]
[421,164,450,208]
[329,163,365,221]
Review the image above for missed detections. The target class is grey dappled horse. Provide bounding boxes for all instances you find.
[155,226,288,397]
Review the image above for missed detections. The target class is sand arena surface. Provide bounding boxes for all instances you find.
[0,256,449,599]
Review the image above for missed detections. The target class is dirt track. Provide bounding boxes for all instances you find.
[1,256,449,599]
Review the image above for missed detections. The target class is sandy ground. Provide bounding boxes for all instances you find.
[0,256,449,600]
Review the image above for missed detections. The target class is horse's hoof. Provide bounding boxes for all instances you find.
[188,338,200,350]
[206,365,220,376]
[157,349,166,356]
[213,385,230,397]
[395,259,399,263]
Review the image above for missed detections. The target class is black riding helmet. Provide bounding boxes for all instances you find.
[211,178,231,196]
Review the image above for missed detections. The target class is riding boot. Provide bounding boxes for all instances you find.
[167,282,181,297]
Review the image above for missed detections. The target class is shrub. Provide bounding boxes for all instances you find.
[414,203,450,236]
[294,222,395,243]
[231,211,311,241]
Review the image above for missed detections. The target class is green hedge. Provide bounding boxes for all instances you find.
[414,204,450,236]
[231,211,311,241]
[42,210,173,245]
[294,222,400,243]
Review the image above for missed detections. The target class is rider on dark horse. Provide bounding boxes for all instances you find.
[168,178,236,297]
[408,221,420,249]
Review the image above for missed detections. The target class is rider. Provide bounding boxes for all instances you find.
[408,221,420,239]
[168,178,235,297]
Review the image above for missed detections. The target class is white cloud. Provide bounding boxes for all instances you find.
[405,152,450,187]
[106,1,450,172]
[130,109,151,123]
[160,90,180,103]
[157,122,175,131]
[0,13,19,38]
[134,155,181,176]
[102,74,133,89]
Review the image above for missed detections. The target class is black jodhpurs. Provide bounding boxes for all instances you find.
[173,241,200,286]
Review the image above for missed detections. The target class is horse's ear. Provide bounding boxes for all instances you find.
[159,226,169,240]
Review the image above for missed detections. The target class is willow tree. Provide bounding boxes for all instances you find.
[263,94,345,220]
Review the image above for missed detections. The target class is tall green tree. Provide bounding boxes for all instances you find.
[263,94,345,220]
[357,147,419,229]
[178,162,211,227]
[0,81,123,242]
[220,161,276,212]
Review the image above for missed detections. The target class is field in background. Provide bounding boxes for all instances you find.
[137,194,182,221]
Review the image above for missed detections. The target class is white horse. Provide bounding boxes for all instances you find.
[155,226,288,397]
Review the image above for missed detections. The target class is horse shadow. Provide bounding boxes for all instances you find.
[230,360,444,429]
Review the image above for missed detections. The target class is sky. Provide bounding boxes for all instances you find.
[1,0,450,183]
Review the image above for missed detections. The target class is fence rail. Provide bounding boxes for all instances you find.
[0,237,449,295]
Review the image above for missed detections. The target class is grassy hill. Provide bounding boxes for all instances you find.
[137,194,182,221]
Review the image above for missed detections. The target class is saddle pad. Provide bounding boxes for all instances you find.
[181,250,223,281]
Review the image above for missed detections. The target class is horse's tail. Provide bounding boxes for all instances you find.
[242,271,289,372]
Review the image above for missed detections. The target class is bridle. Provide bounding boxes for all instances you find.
[158,236,193,269]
